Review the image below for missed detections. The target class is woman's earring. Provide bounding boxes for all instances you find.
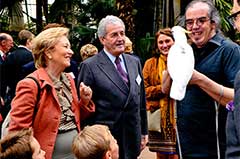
[48,56,52,59]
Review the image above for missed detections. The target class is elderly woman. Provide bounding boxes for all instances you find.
[72,124,119,159]
[8,27,95,159]
[0,128,45,159]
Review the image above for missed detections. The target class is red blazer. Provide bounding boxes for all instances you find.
[9,68,95,159]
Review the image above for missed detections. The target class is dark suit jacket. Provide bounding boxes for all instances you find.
[226,71,240,159]
[0,56,4,64]
[0,56,7,98]
[5,47,33,98]
[78,50,148,159]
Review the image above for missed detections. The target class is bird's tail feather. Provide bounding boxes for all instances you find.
[170,81,186,101]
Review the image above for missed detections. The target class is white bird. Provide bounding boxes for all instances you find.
[167,26,195,100]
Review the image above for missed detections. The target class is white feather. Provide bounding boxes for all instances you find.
[167,26,195,100]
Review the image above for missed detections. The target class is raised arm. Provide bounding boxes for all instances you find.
[190,70,233,106]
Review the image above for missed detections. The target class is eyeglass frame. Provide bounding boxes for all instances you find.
[185,16,211,29]
[227,10,240,27]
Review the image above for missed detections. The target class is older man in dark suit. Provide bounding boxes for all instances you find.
[78,15,148,159]
[6,30,34,100]
[0,33,13,134]
[0,33,13,107]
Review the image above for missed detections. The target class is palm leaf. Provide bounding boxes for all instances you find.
[214,0,232,32]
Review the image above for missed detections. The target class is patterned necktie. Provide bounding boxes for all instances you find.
[115,56,128,83]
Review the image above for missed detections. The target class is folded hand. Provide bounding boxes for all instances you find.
[79,82,92,106]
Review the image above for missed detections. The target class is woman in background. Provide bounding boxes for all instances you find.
[80,44,98,61]
[143,28,178,159]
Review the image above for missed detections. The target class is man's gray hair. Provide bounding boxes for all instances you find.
[184,0,221,30]
[97,15,125,38]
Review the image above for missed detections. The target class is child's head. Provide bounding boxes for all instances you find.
[0,128,45,159]
[72,124,119,159]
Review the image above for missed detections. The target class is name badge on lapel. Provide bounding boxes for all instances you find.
[136,74,142,85]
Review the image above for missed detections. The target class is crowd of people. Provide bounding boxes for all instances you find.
[0,0,240,159]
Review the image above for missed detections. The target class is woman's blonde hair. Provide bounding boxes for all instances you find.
[80,44,98,61]
[32,27,69,68]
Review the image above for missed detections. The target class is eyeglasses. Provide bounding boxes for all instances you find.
[185,17,211,28]
[227,10,240,27]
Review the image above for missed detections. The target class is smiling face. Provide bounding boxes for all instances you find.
[157,34,174,56]
[185,2,216,48]
[1,34,14,53]
[99,22,125,56]
[46,36,73,72]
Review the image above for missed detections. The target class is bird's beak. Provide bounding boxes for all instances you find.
[184,29,191,34]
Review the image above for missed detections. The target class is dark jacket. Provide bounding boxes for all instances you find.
[6,47,33,98]
[78,50,148,159]
[226,70,240,159]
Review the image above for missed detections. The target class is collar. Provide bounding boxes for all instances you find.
[192,32,224,49]
[103,48,124,64]
[192,32,225,63]
[18,45,31,52]
[208,32,225,46]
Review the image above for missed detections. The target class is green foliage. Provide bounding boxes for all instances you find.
[0,0,23,10]
[214,0,232,32]
[47,0,118,60]
[135,33,154,63]
[214,0,239,42]
[0,11,9,32]
[86,0,117,23]
[70,24,96,53]
[48,0,117,25]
